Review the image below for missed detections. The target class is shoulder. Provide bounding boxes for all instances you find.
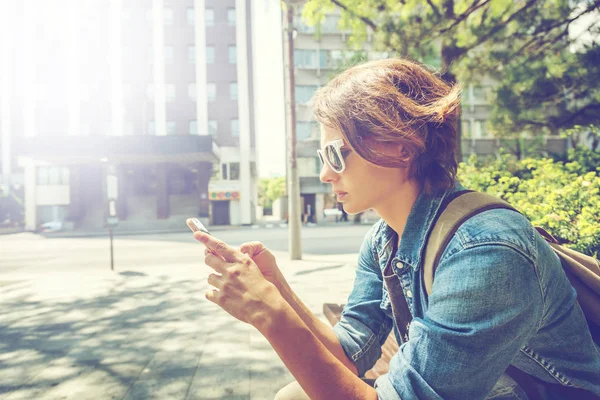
[446,208,538,263]
[358,219,387,264]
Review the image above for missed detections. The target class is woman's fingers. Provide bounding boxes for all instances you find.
[194,232,240,263]
[204,252,229,274]
[207,273,224,290]
[239,241,267,257]
[205,288,219,304]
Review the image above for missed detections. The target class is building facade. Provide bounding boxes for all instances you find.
[0,0,258,231]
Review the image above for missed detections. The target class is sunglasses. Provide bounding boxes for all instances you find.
[317,139,347,173]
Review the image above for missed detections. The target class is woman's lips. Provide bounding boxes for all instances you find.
[336,192,348,201]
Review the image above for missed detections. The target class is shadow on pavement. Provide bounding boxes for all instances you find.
[0,274,290,399]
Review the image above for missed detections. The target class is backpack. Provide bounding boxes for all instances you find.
[422,190,600,344]
[421,190,600,399]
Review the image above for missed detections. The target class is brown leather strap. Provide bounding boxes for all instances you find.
[382,234,412,344]
[422,192,517,295]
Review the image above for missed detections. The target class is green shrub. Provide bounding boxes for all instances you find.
[458,154,600,257]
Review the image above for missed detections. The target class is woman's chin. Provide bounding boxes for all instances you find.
[343,202,367,216]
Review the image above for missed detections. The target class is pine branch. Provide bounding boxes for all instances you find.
[425,0,442,19]
[457,0,538,58]
[559,103,600,127]
[328,0,377,31]
[437,0,492,36]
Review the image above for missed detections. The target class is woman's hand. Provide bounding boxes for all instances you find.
[239,241,286,290]
[194,231,284,326]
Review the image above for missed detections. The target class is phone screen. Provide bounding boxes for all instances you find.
[186,218,210,234]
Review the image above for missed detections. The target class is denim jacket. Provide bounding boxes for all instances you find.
[334,183,600,399]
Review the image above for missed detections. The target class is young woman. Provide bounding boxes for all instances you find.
[194,58,600,399]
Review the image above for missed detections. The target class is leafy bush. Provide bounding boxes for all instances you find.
[458,153,600,257]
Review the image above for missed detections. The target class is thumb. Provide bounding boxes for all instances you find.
[240,241,267,258]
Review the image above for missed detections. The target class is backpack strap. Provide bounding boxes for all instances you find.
[423,191,518,295]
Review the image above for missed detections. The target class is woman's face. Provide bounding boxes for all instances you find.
[319,124,410,214]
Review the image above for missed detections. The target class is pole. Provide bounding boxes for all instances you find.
[109,227,114,271]
[284,2,302,260]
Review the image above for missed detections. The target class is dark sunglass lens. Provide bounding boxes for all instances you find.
[326,146,343,171]
[317,151,325,165]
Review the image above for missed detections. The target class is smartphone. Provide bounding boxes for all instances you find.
[186,218,210,235]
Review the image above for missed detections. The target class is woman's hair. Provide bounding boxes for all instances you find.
[312,58,461,195]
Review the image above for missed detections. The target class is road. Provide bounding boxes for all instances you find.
[122,223,374,255]
[0,224,368,399]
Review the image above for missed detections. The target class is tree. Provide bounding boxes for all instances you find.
[258,177,286,209]
[490,43,600,135]
[303,0,600,156]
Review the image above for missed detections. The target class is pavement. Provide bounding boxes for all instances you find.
[0,232,359,399]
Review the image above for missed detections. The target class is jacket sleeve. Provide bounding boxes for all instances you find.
[333,224,394,377]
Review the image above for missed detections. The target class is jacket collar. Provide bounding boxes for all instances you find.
[376,182,465,271]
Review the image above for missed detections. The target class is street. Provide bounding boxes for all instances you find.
[0,224,370,399]
[131,223,373,255]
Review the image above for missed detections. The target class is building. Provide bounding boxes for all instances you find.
[0,0,258,232]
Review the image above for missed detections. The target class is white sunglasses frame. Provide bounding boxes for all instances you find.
[317,139,347,173]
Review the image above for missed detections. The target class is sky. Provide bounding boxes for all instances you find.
[252,0,288,179]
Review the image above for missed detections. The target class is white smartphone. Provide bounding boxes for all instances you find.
[186,218,210,235]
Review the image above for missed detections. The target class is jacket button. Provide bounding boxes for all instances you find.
[406,290,413,299]
[394,260,404,269]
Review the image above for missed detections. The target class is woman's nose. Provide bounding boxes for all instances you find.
[320,162,337,183]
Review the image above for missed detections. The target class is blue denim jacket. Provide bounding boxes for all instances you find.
[334,183,600,399]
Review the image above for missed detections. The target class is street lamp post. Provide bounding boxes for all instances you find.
[283,0,303,260]
[104,161,119,271]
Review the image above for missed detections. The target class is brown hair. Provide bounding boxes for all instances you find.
[312,58,461,195]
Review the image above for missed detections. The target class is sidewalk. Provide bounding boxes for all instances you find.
[0,233,358,399]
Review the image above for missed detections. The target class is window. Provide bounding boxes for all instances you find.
[296,121,313,141]
[231,119,239,136]
[230,82,238,101]
[294,14,314,33]
[167,121,176,135]
[462,120,472,138]
[298,157,320,177]
[124,120,134,136]
[229,162,240,180]
[188,46,196,64]
[146,84,154,100]
[211,163,220,180]
[207,83,216,102]
[474,120,489,138]
[295,85,318,104]
[206,46,215,64]
[148,121,155,135]
[188,83,196,100]
[221,163,228,180]
[228,45,236,64]
[227,8,235,26]
[370,51,392,60]
[189,120,197,135]
[294,49,317,68]
[37,166,70,186]
[472,85,492,104]
[163,8,173,25]
[81,122,91,136]
[164,45,174,64]
[208,120,218,135]
[166,84,175,102]
[205,8,214,26]
[321,15,340,33]
[186,7,195,26]
[319,49,345,68]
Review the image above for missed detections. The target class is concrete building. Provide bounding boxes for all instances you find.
[0,0,258,231]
